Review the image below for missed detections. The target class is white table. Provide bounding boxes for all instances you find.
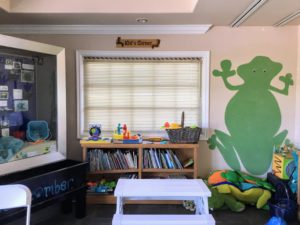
[114,179,211,215]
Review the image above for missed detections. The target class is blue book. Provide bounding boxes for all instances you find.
[164,151,173,169]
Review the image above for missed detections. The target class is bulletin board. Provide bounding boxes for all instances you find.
[0,54,37,138]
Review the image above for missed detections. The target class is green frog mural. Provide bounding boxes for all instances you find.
[208,56,293,175]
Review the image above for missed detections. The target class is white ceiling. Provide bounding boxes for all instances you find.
[0,0,299,27]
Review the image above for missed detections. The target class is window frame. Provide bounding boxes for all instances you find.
[76,50,210,140]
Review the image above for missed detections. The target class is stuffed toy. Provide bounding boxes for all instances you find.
[207,170,273,209]
[183,184,245,212]
[209,170,274,191]
[208,186,245,212]
[214,183,271,209]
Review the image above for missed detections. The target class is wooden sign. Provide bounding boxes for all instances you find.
[116,37,160,49]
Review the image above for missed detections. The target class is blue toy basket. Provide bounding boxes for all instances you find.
[268,182,298,222]
[26,120,50,142]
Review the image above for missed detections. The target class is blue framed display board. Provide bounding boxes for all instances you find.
[0,52,56,165]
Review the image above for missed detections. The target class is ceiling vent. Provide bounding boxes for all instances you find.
[230,0,269,27]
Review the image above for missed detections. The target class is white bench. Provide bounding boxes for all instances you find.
[112,214,216,225]
[114,179,211,215]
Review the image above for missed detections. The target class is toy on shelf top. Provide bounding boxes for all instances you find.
[88,124,101,141]
[80,124,112,143]
[113,123,142,144]
[162,122,181,130]
[161,112,201,144]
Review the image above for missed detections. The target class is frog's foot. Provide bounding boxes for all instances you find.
[274,129,288,147]
[210,130,241,171]
[207,134,217,149]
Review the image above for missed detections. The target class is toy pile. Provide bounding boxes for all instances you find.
[87,179,116,194]
[113,123,142,144]
[207,170,275,212]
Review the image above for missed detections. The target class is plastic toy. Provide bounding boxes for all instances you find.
[26,120,50,142]
[117,123,122,135]
[162,122,181,129]
[88,124,101,141]
[266,216,287,225]
[113,124,142,143]
[87,179,117,193]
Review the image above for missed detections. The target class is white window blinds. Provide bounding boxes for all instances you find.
[80,56,203,136]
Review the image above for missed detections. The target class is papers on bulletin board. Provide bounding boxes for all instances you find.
[0,86,8,91]
[4,64,13,70]
[14,100,28,112]
[0,92,8,99]
[13,89,23,99]
[21,70,34,83]
[1,128,9,137]
[0,100,7,107]
[22,63,35,70]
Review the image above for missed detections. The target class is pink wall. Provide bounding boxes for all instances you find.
[13,26,299,177]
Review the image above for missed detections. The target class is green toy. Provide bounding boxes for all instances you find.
[208,56,293,175]
[184,185,245,212]
[209,187,245,212]
[220,170,274,192]
[215,183,271,209]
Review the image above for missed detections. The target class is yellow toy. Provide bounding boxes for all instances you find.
[113,123,141,143]
[208,170,274,209]
[214,183,271,209]
[161,122,181,129]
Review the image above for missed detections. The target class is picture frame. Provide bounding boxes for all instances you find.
[0,91,8,99]
[14,100,29,112]
[21,70,35,83]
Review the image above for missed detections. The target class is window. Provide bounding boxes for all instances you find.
[77,51,209,139]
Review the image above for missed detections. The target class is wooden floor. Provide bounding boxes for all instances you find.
[7,203,300,225]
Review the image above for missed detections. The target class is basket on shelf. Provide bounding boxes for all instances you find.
[166,112,201,144]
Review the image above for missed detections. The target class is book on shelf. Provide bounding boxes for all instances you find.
[87,149,138,171]
[142,148,183,169]
[183,158,194,168]
[164,151,173,169]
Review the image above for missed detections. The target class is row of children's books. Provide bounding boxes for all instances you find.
[143,149,184,169]
[88,149,138,171]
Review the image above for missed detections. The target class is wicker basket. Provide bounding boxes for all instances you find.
[166,112,201,143]
[166,127,201,143]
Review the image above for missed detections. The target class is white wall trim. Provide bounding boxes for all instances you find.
[76,50,210,140]
[294,27,300,147]
[0,24,212,35]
